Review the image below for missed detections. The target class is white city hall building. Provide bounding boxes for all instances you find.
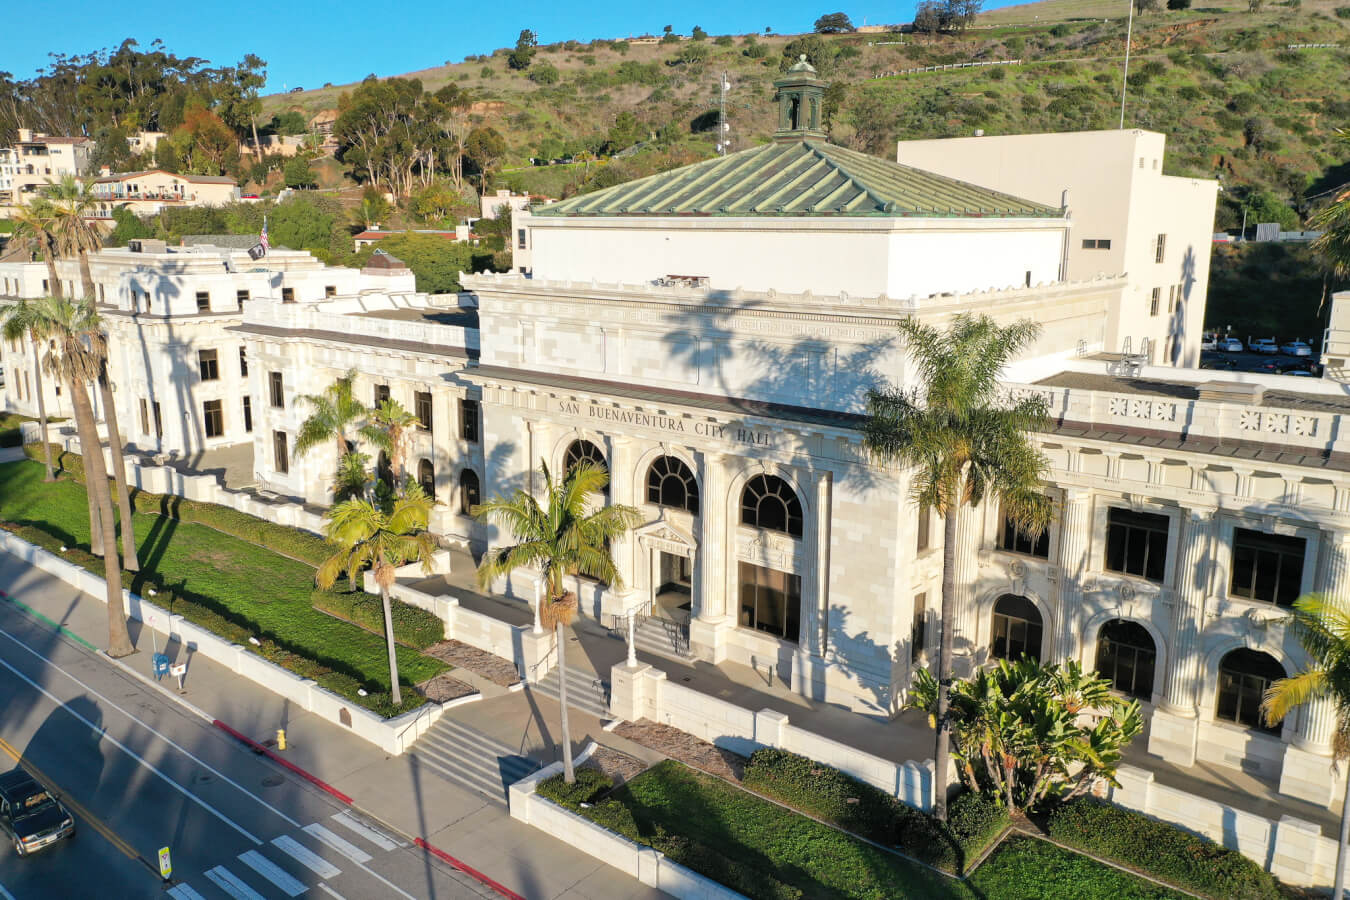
[4,62,1349,825]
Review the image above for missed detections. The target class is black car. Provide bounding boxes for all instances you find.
[0,767,74,856]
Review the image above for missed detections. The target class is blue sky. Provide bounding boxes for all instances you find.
[6,0,1020,94]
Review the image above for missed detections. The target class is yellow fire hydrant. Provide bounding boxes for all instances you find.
[276,729,287,751]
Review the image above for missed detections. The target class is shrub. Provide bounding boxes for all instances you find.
[311,589,445,650]
[1336,5,1350,16]
[528,64,559,85]
[1046,799,1282,899]
[947,790,1009,862]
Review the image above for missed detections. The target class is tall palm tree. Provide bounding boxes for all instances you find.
[1311,129,1350,282]
[34,295,134,657]
[473,460,641,783]
[863,313,1051,821]
[1,299,57,481]
[294,369,369,461]
[361,398,419,495]
[9,199,62,299]
[1262,594,1350,900]
[44,175,103,303]
[316,482,438,707]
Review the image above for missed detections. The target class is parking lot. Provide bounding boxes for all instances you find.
[1199,349,1320,376]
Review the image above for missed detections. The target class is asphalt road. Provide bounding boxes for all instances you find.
[0,560,496,900]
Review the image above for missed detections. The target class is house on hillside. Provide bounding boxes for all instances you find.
[87,169,240,217]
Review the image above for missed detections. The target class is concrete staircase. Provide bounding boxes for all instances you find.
[634,616,691,659]
[532,665,611,719]
[410,717,539,806]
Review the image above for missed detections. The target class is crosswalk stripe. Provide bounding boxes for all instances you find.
[332,809,404,851]
[273,834,342,879]
[318,885,347,900]
[303,822,373,864]
[239,849,307,897]
[205,866,267,900]
[166,885,205,900]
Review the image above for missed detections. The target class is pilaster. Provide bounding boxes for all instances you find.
[691,451,730,663]
[1054,489,1092,663]
[802,469,832,659]
[609,436,636,591]
[951,502,982,670]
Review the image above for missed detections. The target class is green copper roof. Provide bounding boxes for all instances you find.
[534,140,1060,219]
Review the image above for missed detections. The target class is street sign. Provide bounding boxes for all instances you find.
[158,846,172,879]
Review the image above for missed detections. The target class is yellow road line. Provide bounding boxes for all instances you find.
[0,733,151,870]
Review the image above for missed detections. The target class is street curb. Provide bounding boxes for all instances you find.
[0,589,98,652]
[413,838,527,900]
[100,649,215,724]
[210,719,356,805]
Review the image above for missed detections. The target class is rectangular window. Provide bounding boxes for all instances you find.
[273,431,289,474]
[737,562,801,643]
[99,284,105,302]
[1231,528,1305,606]
[242,396,253,433]
[916,504,931,553]
[374,384,390,407]
[1150,287,1161,317]
[195,290,210,312]
[1080,238,1112,250]
[415,391,433,431]
[236,289,249,309]
[140,399,150,435]
[325,285,337,298]
[197,348,219,381]
[152,402,163,438]
[1105,507,1170,583]
[911,593,926,663]
[1000,514,1049,558]
[1155,233,1166,263]
[202,399,224,438]
[269,372,284,408]
[281,287,295,303]
[517,228,527,249]
[238,346,248,376]
[459,397,479,442]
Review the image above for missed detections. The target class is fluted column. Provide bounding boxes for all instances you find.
[1163,506,1217,714]
[696,451,729,621]
[802,469,832,659]
[1297,530,1350,750]
[1054,490,1092,664]
[609,436,636,596]
[951,502,983,659]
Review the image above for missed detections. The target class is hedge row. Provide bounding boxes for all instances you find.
[311,589,445,650]
[24,444,331,566]
[1046,799,1282,900]
[538,768,804,900]
[742,747,1008,874]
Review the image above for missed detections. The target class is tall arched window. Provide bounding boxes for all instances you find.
[1216,648,1286,735]
[1095,619,1156,700]
[564,439,608,499]
[647,456,699,514]
[459,469,481,516]
[990,594,1043,662]
[741,474,803,537]
[418,459,435,500]
[376,451,393,488]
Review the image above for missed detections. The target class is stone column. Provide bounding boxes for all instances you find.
[950,502,983,672]
[609,436,636,608]
[690,451,730,662]
[1054,489,1092,664]
[1147,505,1215,767]
[802,469,832,661]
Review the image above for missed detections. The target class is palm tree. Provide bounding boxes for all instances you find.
[83,323,138,572]
[316,482,438,707]
[34,295,134,657]
[9,199,62,299]
[294,370,369,461]
[44,175,103,303]
[332,451,372,504]
[1,299,57,481]
[473,460,641,783]
[361,398,419,495]
[1262,594,1350,900]
[863,313,1052,822]
[1311,129,1350,282]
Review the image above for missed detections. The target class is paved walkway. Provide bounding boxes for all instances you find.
[0,551,663,900]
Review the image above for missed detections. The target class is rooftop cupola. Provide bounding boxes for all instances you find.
[772,55,827,143]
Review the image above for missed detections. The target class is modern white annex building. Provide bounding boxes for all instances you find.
[11,61,1350,834]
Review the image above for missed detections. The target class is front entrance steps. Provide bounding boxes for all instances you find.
[409,716,539,806]
[532,665,611,719]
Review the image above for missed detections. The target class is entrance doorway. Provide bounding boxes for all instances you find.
[654,551,692,620]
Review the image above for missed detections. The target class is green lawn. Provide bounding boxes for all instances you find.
[0,459,446,714]
[968,835,1189,900]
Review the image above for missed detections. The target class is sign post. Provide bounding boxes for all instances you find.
[158,846,172,881]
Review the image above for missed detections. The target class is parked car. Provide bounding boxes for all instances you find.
[0,768,74,856]
[1280,340,1312,357]
[1199,352,1236,370]
[1249,337,1279,354]
[1218,337,1244,352]
[289,86,304,93]
[1200,333,1217,350]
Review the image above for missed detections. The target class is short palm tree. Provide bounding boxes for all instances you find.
[1,298,57,481]
[332,451,372,504]
[36,295,134,656]
[1262,594,1350,900]
[473,460,641,783]
[294,370,369,461]
[361,398,419,495]
[863,313,1052,822]
[316,482,438,707]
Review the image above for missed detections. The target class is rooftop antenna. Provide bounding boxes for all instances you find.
[1119,0,1135,128]
[717,71,730,155]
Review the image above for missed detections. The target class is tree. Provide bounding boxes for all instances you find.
[691,25,708,40]
[408,179,461,225]
[350,232,484,293]
[0,300,57,481]
[528,64,559,85]
[508,29,538,71]
[474,461,641,782]
[1248,0,1264,10]
[269,111,308,135]
[283,156,314,189]
[914,0,944,34]
[1242,189,1299,233]
[317,484,438,707]
[33,295,134,656]
[1167,0,1192,9]
[863,314,1052,821]
[170,103,241,176]
[908,658,1142,814]
[294,369,370,483]
[1311,136,1350,279]
[1134,0,1160,11]
[361,398,419,498]
[781,35,838,74]
[106,206,152,246]
[464,126,507,188]
[814,12,856,32]
[1262,594,1350,900]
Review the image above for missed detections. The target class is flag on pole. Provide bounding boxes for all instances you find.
[260,215,270,253]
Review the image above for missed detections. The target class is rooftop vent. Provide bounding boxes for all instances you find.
[1197,380,1265,406]
[127,239,167,254]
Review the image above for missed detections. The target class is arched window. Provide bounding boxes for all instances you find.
[990,594,1043,662]
[376,451,393,488]
[1216,648,1286,735]
[741,474,803,537]
[417,459,435,500]
[459,469,481,516]
[564,439,606,473]
[647,456,699,514]
[1095,619,1156,700]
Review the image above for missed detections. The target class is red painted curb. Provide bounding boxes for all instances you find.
[414,837,526,900]
[211,720,355,805]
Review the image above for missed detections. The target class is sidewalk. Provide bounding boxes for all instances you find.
[0,551,663,900]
